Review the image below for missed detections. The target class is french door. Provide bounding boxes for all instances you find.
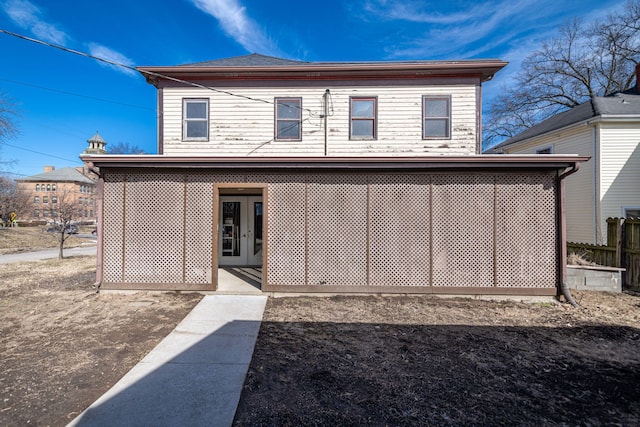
[219,196,263,266]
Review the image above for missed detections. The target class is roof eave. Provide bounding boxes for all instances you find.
[136,60,507,83]
[81,154,589,171]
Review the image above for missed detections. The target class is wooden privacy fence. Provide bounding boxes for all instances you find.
[567,218,640,288]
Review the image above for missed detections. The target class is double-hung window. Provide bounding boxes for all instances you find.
[275,98,302,140]
[183,99,209,141]
[423,96,451,139]
[350,97,377,140]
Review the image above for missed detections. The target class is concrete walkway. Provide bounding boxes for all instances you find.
[0,244,97,264]
[68,295,268,427]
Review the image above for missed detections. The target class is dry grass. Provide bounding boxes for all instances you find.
[0,226,89,255]
[0,255,202,426]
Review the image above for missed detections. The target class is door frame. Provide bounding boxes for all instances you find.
[213,183,268,290]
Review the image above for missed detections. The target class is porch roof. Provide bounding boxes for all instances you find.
[80,154,590,172]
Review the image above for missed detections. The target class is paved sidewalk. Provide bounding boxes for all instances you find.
[68,295,268,427]
[0,244,97,264]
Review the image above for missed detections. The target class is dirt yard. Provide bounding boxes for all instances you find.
[235,292,640,426]
[0,256,202,426]
[1,234,640,426]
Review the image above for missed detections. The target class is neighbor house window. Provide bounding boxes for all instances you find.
[34,196,40,204]
[536,146,553,154]
[623,207,640,218]
[183,98,209,141]
[423,96,451,139]
[275,98,302,140]
[350,97,377,140]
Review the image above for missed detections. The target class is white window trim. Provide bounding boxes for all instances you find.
[183,98,209,141]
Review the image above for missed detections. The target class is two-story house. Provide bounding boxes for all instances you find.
[81,54,587,296]
[488,74,640,245]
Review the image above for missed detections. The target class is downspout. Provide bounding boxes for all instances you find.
[557,162,581,307]
[88,162,104,293]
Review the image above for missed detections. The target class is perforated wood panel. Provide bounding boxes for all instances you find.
[431,174,495,287]
[369,174,430,286]
[495,174,557,288]
[307,175,368,286]
[185,175,213,284]
[260,175,306,286]
[98,169,561,294]
[123,173,185,283]
[102,173,124,282]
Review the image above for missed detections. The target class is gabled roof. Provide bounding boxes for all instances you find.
[182,53,310,67]
[489,91,640,152]
[18,167,95,184]
[138,53,507,85]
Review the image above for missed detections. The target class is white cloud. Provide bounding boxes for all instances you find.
[88,43,137,77]
[2,0,68,44]
[190,0,278,54]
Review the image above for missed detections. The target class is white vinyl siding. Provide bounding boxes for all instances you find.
[598,123,640,228]
[503,126,596,243]
[161,84,478,156]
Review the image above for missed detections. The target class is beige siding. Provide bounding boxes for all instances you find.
[504,126,596,243]
[599,123,640,229]
[161,85,478,156]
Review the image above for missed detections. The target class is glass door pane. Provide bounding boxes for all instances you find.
[253,202,263,255]
[222,202,241,257]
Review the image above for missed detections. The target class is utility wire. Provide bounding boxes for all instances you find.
[0,141,81,163]
[0,77,155,111]
[0,29,318,115]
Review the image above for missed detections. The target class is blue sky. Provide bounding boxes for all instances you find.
[0,0,628,177]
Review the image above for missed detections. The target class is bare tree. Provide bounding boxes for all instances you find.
[484,0,640,149]
[0,175,29,226]
[0,91,19,165]
[107,141,145,154]
[50,189,79,259]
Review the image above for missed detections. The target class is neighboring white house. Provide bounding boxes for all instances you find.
[82,54,588,296]
[488,85,640,245]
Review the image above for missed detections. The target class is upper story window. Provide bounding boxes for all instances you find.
[46,184,51,191]
[52,196,57,204]
[52,184,56,192]
[275,98,302,141]
[43,196,49,204]
[350,97,377,140]
[34,196,40,204]
[36,184,40,192]
[183,99,209,141]
[423,96,451,139]
[536,146,553,154]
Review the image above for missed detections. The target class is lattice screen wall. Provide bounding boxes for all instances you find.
[100,170,558,293]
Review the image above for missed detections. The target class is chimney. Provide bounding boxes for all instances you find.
[44,166,55,173]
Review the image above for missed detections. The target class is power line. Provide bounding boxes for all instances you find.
[0,142,81,164]
[0,29,318,115]
[0,77,155,111]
